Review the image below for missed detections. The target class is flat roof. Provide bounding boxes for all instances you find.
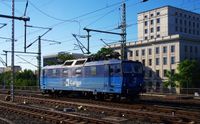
[138,5,200,16]
[109,34,200,48]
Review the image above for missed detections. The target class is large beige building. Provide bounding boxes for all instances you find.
[138,5,200,41]
[110,6,200,89]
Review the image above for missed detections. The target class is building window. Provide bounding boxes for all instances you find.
[180,19,182,25]
[190,46,193,53]
[149,59,152,66]
[145,29,148,34]
[142,49,145,56]
[156,70,160,77]
[184,20,187,25]
[157,12,160,16]
[193,22,195,27]
[197,23,199,28]
[193,30,195,35]
[171,56,175,64]
[145,21,148,26]
[180,27,183,32]
[175,26,178,32]
[184,28,187,33]
[129,51,133,57]
[144,36,148,40]
[175,18,178,24]
[164,70,167,77]
[150,20,154,25]
[197,30,199,35]
[163,46,167,53]
[163,57,167,65]
[184,14,187,18]
[189,21,191,26]
[171,45,175,53]
[157,26,160,32]
[185,46,188,52]
[150,14,154,17]
[157,34,160,38]
[156,58,159,65]
[142,59,145,66]
[156,47,159,54]
[156,18,160,23]
[195,46,198,53]
[136,50,139,56]
[151,36,154,39]
[150,28,154,33]
[144,15,148,18]
[189,29,191,34]
[179,13,182,17]
[148,48,152,55]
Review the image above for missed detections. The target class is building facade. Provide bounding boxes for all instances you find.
[0,67,5,74]
[5,66,22,72]
[110,6,200,90]
[138,6,200,41]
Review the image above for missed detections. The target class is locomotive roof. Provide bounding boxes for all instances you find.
[84,59,122,66]
[42,64,63,69]
[42,59,138,69]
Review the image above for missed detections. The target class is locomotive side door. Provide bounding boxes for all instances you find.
[108,64,121,92]
[41,69,46,89]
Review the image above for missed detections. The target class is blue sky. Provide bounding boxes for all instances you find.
[0,0,200,70]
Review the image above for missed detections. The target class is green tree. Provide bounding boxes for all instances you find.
[165,60,200,88]
[0,69,37,87]
[46,61,57,66]
[0,71,11,86]
[57,53,75,63]
[90,48,120,60]
[163,70,179,88]
[176,60,200,88]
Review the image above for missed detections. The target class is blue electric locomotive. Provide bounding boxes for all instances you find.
[40,59,144,98]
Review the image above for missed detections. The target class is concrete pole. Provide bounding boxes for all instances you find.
[38,36,41,89]
[11,0,15,102]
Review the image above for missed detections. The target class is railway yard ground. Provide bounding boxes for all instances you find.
[0,89,200,124]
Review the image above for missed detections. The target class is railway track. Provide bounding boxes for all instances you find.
[0,93,199,124]
[0,117,14,124]
[0,99,115,124]
[1,89,200,109]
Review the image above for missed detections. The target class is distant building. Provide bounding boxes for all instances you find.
[0,67,5,74]
[5,66,22,72]
[109,5,200,90]
[43,52,86,66]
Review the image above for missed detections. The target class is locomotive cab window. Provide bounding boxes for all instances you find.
[123,62,143,74]
[109,64,121,76]
[133,63,143,73]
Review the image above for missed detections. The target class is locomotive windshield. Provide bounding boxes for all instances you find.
[122,62,143,74]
